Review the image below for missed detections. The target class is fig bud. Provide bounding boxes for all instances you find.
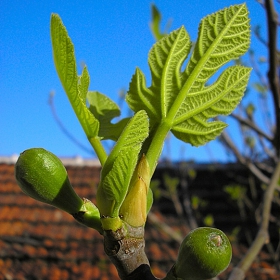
[119,155,150,227]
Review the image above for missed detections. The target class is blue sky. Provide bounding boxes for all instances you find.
[0,1,272,162]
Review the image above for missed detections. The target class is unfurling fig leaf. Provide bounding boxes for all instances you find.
[51,14,99,139]
[97,149,135,218]
[174,227,232,279]
[87,91,130,141]
[15,148,83,214]
[150,4,166,41]
[96,110,149,230]
[127,4,251,147]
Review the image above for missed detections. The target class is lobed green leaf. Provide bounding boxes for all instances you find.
[172,66,251,146]
[50,14,99,138]
[127,4,251,147]
[87,91,130,141]
[127,26,191,122]
[183,4,250,88]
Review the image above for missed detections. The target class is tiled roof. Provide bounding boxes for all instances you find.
[0,159,279,280]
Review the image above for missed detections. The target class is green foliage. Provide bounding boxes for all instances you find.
[246,103,255,119]
[87,91,130,141]
[14,4,254,279]
[203,214,214,227]
[20,3,251,233]
[97,111,149,223]
[192,195,206,210]
[51,15,99,139]
[50,4,251,180]
[128,4,251,150]
[149,3,172,41]
[224,184,247,201]
[150,4,165,40]
[163,174,180,194]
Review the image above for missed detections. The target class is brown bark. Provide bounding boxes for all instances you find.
[103,223,157,280]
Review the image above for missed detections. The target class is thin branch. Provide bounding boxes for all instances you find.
[228,161,280,280]
[253,26,268,47]
[220,131,271,185]
[148,212,184,244]
[178,164,199,230]
[48,92,94,156]
[258,135,278,163]
[231,113,273,142]
[248,51,274,131]
[265,0,280,156]
[249,48,268,86]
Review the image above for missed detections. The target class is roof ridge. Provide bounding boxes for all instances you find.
[0,155,101,167]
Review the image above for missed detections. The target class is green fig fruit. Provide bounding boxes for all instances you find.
[15,148,83,214]
[175,227,232,279]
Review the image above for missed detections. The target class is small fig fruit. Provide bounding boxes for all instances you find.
[175,227,232,279]
[15,148,83,214]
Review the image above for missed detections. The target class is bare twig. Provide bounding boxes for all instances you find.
[231,113,273,142]
[48,92,94,155]
[228,161,280,280]
[258,136,278,163]
[248,49,275,133]
[178,165,198,230]
[265,0,280,156]
[220,131,271,185]
[148,212,184,244]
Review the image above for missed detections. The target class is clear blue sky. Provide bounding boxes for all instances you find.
[0,1,271,162]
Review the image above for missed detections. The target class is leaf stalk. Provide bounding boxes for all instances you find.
[88,136,107,166]
[146,120,171,175]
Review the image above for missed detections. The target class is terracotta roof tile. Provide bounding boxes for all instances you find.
[0,161,279,279]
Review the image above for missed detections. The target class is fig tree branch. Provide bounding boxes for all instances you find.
[265,0,280,156]
[228,161,280,280]
[231,113,273,142]
[220,131,271,185]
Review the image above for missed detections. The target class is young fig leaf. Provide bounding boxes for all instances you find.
[150,4,166,41]
[96,110,149,230]
[101,110,149,180]
[97,149,136,219]
[127,4,251,147]
[172,66,251,146]
[127,26,191,123]
[50,14,99,139]
[87,91,130,141]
